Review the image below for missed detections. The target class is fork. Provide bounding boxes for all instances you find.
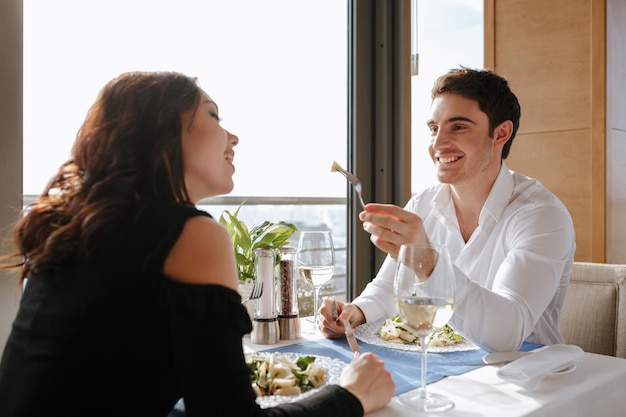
[241,281,263,305]
[330,161,366,209]
[331,300,339,322]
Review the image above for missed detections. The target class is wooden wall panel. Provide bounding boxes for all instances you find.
[494,0,591,134]
[487,0,606,262]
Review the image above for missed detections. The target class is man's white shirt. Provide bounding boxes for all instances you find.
[353,163,576,352]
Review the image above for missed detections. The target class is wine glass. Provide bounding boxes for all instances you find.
[296,231,335,333]
[394,243,456,413]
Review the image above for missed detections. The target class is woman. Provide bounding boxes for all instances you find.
[0,72,394,416]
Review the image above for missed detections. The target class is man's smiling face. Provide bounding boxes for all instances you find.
[427,92,501,187]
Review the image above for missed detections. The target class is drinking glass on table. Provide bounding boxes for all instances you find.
[296,231,335,333]
[394,243,456,413]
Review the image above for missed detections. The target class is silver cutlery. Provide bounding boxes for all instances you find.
[241,281,263,305]
[331,300,338,322]
[331,161,366,210]
[344,319,361,359]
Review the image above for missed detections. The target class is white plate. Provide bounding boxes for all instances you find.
[483,351,531,364]
[353,320,479,353]
[252,352,346,408]
[483,351,577,375]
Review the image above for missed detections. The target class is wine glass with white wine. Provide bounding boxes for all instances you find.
[296,231,335,333]
[394,243,456,413]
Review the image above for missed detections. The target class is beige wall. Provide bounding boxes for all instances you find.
[606,0,626,263]
[0,0,23,351]
[485,0,625,263]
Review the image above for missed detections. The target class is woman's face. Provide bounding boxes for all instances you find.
[180,91,239,203]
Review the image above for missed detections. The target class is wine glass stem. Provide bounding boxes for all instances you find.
[420,335,429,399]
[313,286,321,330]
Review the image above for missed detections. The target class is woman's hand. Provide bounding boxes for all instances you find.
[339,352,395,414]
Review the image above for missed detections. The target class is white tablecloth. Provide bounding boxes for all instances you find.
[244,318,626,416]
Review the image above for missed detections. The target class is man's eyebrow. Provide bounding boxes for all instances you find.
[448,116,476,124]
[427,116,477,126]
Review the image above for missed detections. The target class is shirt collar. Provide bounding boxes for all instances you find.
[431,183,453,220]
[430,162,514,223]
[482,162,514,222]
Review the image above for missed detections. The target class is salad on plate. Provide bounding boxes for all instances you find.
[378,315,465,347]
[246,352,328,397]
[352,315,478,352]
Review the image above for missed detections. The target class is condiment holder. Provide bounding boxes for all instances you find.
[251,248,280,344]
[278,247,300,340]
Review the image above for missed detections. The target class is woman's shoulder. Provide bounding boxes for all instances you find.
[164,213,239,290]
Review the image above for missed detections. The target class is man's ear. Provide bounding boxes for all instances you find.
[493,120,513,147]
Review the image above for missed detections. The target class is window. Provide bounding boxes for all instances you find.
[23,0,347,199]
[23,0,349,308]
[411,0,484,194]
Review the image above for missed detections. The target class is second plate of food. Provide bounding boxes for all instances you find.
[353,318,479,353]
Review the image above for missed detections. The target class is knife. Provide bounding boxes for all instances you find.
[344,319,361,359]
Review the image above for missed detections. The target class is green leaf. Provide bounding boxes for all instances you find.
[219,203,299,283]
[295,355,316,370]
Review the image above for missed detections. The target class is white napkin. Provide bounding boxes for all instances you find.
[496,344,584,391]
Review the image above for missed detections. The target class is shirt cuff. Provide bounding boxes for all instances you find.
[352,298,384,324]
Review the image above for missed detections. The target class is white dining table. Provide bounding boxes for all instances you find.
[243,318,626,417]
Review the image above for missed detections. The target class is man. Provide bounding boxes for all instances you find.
[320,67,576,352]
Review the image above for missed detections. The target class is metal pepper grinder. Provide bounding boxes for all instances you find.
[278,247,300,339]
[251,248,280,344]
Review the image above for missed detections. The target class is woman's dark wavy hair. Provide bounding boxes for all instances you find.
[431,67,521,159]
[1,71,202,283]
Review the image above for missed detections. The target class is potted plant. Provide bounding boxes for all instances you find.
[218,204,299,286]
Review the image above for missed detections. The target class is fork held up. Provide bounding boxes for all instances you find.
[330,161,366,210]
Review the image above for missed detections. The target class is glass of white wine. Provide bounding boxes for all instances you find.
[394,243,456,412]
[296,231,335,333]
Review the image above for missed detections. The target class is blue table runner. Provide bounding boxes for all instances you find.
[261,338,541,396]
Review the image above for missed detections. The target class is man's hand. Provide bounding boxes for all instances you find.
[318,299,366,339]
[359,203,428,259]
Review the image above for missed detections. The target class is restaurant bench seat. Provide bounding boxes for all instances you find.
[560,261,626,358]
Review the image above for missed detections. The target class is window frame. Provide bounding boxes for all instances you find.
[348,0,411,298]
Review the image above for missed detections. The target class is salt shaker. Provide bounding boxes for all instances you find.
[278,247,300,339]
[251,248,280,344]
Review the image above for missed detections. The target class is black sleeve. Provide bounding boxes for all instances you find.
[161,280,364,417]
